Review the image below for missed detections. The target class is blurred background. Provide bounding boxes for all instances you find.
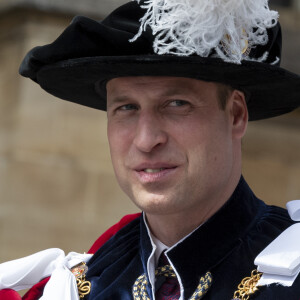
[0,0,299,269]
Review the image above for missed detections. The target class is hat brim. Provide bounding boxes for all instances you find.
[37,55,300,121]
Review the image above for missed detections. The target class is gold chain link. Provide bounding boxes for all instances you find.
[71,262,91,299]
[233,269,262,300]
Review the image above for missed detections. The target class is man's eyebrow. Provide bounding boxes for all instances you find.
[107,95,132,108]
[159,87,194,98]
[107,86,194,108]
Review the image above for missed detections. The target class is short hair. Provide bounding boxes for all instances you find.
[216,83,234,110]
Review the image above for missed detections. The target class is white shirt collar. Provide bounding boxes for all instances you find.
[143,212,203,300]
[150,233,169,266]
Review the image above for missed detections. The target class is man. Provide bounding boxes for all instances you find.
[106,76,247,246]
[0,0,300,299]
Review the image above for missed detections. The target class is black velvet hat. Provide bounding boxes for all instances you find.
[19,1,300,121]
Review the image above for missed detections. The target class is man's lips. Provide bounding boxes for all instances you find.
[134,163,178,172]
[133,164,178,183]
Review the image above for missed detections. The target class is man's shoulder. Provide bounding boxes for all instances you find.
[88,212,142,254]
[240,202,296,256]
[254,202,295,234]
[86,212,143,288]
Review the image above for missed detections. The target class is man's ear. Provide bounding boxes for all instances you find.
[229,90,248,139]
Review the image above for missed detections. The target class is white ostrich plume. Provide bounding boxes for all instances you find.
[130,0,279,64]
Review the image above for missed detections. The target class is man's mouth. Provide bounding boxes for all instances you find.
[143,168,166,173]
[133,165,178,183]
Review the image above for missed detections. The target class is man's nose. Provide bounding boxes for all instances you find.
[133,111,168,153]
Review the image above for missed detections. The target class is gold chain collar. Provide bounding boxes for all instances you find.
[233,269,262,300]
[71,262,92,299]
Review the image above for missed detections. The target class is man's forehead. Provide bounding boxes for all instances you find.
[106,76,218,96]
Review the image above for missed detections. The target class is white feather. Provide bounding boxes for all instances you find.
[130,0,278,63]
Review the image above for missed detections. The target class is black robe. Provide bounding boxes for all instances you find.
[86,177,300,299]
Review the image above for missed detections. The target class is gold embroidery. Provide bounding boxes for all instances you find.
[233,269,262,300]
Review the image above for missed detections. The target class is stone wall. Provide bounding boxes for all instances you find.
[0,0,127,18]
[0,10,137,264]
[0,1,299,279]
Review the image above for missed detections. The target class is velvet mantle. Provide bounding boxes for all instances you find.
[85,177,300,299]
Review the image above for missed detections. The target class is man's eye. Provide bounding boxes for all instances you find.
[168,100,188,107]
[118,104,138,111]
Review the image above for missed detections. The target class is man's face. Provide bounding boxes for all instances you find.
[107,77,244,218]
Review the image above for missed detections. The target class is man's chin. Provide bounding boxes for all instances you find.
[131,192,179,215]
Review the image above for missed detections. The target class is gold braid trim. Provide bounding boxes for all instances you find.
[132,265,212,300]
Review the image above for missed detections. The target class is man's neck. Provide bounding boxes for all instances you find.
[145,173,241,247]
[145,211,206,247]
